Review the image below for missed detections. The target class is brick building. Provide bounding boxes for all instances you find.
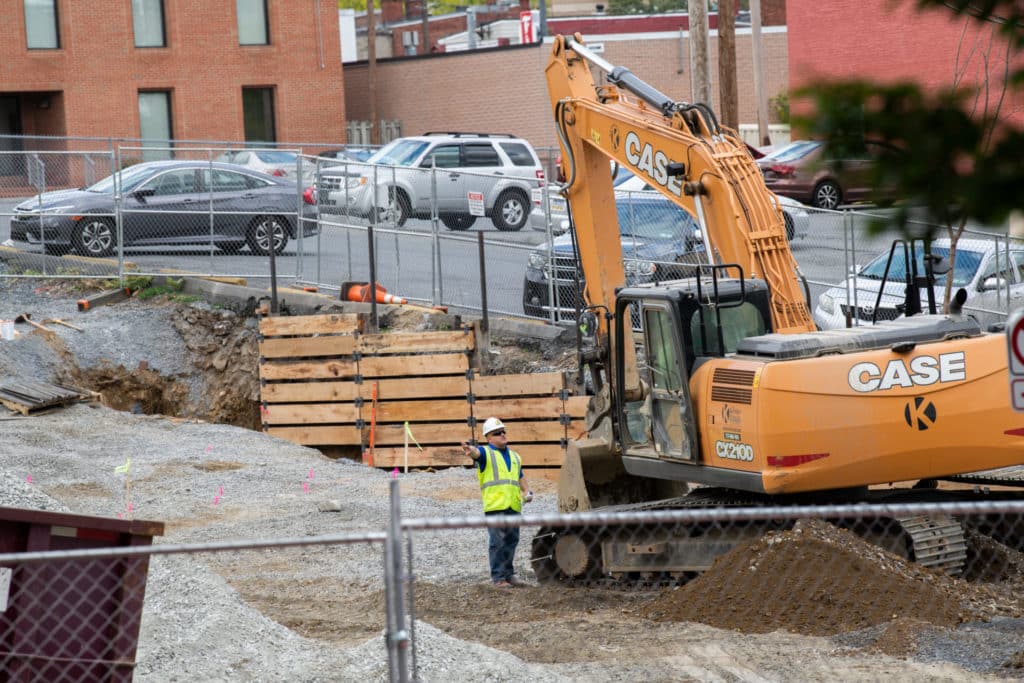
[787,0,1024,123]
[0,0,346,154]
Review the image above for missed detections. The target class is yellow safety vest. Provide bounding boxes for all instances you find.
[477,445,523,513]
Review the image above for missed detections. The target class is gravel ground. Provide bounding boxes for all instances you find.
[2,278,1023,681]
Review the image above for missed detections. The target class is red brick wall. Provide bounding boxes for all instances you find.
[788,0,1024,121]
[343,32,790,149]
[0,0,346,145]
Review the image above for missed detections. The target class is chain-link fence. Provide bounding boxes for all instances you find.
[4,482,1024,680]
[2,140,1019,331]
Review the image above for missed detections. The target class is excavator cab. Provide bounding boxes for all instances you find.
[613,272,773,467]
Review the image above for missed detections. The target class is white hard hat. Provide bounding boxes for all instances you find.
[481,417,506,436]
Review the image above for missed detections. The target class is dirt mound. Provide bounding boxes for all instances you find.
[645,519,1024,637]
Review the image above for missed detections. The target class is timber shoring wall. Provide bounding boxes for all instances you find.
[257,314,587,478]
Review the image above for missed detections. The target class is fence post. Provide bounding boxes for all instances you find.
[478,231,489,334]
[384,479,410,683]
[544,182,557,324]
[431,164,443,307]
[368,221,379,333]
[295,153,304,282]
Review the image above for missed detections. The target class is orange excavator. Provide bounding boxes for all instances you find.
[531,34,1024,583]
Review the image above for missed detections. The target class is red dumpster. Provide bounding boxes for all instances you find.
[0,507,164,682]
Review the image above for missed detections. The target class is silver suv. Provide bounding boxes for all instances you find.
[321,132,545,231]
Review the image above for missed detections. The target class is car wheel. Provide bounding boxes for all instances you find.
[247,216,289,256]
[493,190,530,231]
[812,181,842,210]
[783,211,795,241]
[441,214,476,231]
[218,241,246,254]
[381,188,410,227]
[74,217,116,257]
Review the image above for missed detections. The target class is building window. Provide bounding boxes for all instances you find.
[138,91,172,161]
[242,87,275,144]
[237,0,268,45]
[132,0,165,48]
[24,0,60,49]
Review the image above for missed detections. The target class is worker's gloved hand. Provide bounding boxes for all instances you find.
[524,491,534,503]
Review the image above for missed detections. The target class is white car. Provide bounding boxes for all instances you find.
[215,150,305,181]
[813,237,1024,330]
[530,167,811,241]
[320,133,545,231]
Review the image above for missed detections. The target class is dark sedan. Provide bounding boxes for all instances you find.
[10,160,319,257]
[522,194,704,319]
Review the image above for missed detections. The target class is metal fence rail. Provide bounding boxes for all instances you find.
[1,146,1019,331]
[3,488,1024,681]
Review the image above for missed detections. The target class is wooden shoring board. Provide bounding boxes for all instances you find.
[564,395,590,418]
[262,403,359,425]
[471,397,569,421]
[260,335,356,359]
[260,354,469,381]
[259,314,362,337]
[358,330,474,355]
[264,424,363,446]
[523,467,562,482]
[365,444,565,468]
[470,372,565,397]
[260,375,470,404]
[372,420,571,446]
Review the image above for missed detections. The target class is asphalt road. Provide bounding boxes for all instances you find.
[0,199,994,321]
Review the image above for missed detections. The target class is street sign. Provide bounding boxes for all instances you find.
[1007,309,1024,410]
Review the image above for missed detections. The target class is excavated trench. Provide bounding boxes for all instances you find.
[45,306,262,430]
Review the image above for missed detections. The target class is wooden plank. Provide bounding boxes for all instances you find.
[360,354,469,378]
[261,403,359,425]
[265,425,363,445]
[372,420,569,445]
[375,399,469,422]
[260,359,358,381]
[259,314,361,337]
[358,330,474,354]
[259,335,357,359]
[367,444,565,468]
[565,395,590,418]
[260,375,471,403]
[471,372,565,397]
[524,467,562,482]
[261,381,360,403]
[473,397,567,420]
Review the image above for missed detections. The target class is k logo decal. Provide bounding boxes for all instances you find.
[610,125,621,152]
[904,397,937,431]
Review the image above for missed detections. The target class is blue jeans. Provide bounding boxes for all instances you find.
[486,509,521,582]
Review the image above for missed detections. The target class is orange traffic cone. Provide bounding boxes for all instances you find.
[344,282,408,305]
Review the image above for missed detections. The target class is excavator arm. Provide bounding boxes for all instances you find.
[546,34,816,350]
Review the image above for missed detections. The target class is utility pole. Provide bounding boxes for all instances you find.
[717,0,738,129]
[688,0,711,105]
[750,0,771,146]
[421,0,430,54]
[368,0,380,145]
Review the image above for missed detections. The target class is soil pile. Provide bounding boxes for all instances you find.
[645,519,1024,637]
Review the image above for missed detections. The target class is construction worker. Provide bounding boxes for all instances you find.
[461,416,533,587]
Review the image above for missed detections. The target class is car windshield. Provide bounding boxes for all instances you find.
[761,141,822,163]
[858,245,982,287]
[368,139,430,167]
[86,164,166,193]
[617,199,696,240]
[253,151,297,163]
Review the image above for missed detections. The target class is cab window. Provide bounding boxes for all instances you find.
[645,308,683,392]
[690,302,766,356]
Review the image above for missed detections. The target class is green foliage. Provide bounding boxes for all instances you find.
[769,92,789,124]
[124,275,154,292]
[796,2,1023,242]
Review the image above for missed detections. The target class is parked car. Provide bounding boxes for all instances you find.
[321,132,546,231]
[215,149,304,181]
[315,147,375,163]
[9,160,318,257]
[758,139,898,210]
[813,237,1024,330]
[523,193,704,318]
[531,166,810,242]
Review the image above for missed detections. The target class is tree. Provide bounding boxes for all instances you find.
[796,0,1024,312]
